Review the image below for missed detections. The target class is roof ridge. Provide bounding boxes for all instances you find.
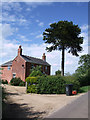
[22,54,43,61]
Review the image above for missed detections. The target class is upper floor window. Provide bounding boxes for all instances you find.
[31,64,34,69]
[8,66,11,70]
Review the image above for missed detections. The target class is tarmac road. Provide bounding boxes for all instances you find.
[47,92,89,118]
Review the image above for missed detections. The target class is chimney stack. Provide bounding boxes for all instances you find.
[42,53,46,61]
[18,45,22,56]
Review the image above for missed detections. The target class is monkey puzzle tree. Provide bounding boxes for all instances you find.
[43,21,83,76]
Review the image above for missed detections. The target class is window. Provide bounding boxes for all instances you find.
[31,64,34,69]
[8,66,11,70]
[13,73,16,78]
[45,66,47,70]
[22,64,24,67]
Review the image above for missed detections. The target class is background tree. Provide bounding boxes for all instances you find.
[75,54,90,75]
[55,70,61,75]
[43,20,83,76]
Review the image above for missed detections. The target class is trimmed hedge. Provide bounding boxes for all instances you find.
[26,75,80,94]
[26,77,38,93]
[36,76,66,94]
[10,77,25,86]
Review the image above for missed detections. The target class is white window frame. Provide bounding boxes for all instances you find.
[13,73,16,78]
[8,65,11,70]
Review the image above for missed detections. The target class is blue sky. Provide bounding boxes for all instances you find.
[1,2,88,75]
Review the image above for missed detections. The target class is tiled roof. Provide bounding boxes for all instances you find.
[1,55,50,67]
[1,60,13,67]
[21,55,50,66]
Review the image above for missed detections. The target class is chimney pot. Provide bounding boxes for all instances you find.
[42,53,46,61]
[18,45,22,56]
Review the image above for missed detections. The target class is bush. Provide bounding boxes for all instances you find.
[36,76,66,94]
[25,77,38,93]
[73,69,90,87]
[2,79,8,84]
[10,77,24,86]
[19,81,25,86]
[63,76,80,92]
[55,70,61,75]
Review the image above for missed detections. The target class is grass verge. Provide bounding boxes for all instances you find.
[79,86,90,93]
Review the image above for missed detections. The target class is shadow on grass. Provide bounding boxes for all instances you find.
[2,101,46,120]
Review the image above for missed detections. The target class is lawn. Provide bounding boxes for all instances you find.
[79,86,90,93]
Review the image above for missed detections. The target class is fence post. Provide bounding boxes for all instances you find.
[26,82,27,93]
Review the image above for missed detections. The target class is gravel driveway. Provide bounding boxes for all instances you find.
[2,84,85,119]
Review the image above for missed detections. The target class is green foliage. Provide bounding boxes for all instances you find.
[36,76,66,94]
[26,75,80,94]
[76,54,90,75]
[43,20,83,76]
[2,79,8,84]
[29,66,43,77]
[79,86,90,93]
[26,77,38,93]
[55,70,61,75]
[43,20,83,55]
[19,81,25,86]
[10,77,25,86]
[63,76,80,92]
[75,54,90,86]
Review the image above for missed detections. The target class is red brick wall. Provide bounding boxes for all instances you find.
[12,56,26,82]
[1,56,51,83]
[1,66,12,83]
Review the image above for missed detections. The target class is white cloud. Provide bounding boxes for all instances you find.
[19,35,32,42]
[2,23,15,38]
[80,24,88,31]
[38,22,44,27]
[36,19,39,22]
[2,11,29,26]
[36,34,43,38]
[26,8,31,11]
[2,2,22,12]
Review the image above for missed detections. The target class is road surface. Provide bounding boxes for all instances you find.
[47,92,89,118]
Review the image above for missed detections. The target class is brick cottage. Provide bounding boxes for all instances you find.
[1,46,51,83]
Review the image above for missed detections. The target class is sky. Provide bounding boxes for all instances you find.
[0,2,88,75]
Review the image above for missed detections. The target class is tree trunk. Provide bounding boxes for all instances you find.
[61,46,65,76]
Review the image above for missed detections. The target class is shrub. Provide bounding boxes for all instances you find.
[63,76,80,92]
[55,70,61,75]
[73,69,90,87]
[2,79,8,84]
[36,76,66,94]
[10,77,23,86]
[25,77,38,93]
[19,81,25,86]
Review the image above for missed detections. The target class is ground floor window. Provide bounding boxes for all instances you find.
[13,73,16,78]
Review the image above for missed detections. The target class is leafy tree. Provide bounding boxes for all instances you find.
[29,66,43,77]
[55,70,61,75]
[75,54,90,75]
[43,20,83,76]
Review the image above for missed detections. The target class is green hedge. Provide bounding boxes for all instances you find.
[26,77,38,93]
[26,75,80,94]
[10,77,25,86]
[36,76,66,94]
